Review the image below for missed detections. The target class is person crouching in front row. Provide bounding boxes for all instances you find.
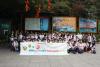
[77,40,86,54]
[67,40,78,54]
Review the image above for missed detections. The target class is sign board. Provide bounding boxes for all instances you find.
[53,17,76,32]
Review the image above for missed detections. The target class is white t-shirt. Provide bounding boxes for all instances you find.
[31,35,35,39]
[10,37,14,41]
[65,35,68,42]
[73,35,77,41]
[13,41,18,47]
[78,43,85,50]
[40,35,44,39]
[67,36,71,40]
[35,34,38,39]
[67,42,72,49]
[88,36,92,42]
[19,34,23,40]
[77,34,83,39]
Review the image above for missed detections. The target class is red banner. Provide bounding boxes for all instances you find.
[35,5,41,17]
[48,0,51,11]
[25,0,30,12]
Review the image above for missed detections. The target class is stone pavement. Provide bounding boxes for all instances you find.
[0,44,100,67]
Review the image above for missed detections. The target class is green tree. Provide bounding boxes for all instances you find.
[84,0,97,19]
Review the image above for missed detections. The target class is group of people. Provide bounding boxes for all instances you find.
[9,32,96,54]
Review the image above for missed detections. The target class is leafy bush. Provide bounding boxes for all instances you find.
[95,34,100,42]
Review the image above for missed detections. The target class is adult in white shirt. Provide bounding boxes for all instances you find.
[18,33,23,42]
[87,34,92,48]
[65,35,68,42]
[12,40,19,51]
[91,34,96,47]
[76,33,83,41]
[10,35,15,51]
[10,36,14,42]
[88,34,92,42]
[67,40,73,53]
[39,34,44,41]
[35,34,38,41]
[73,34,77,42]
[31,34,35,41]
[67,40,77,54]
[77,41,85,54]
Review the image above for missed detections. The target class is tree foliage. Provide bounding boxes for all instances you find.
[29,0,98,18]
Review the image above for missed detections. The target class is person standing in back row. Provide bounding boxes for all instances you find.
[91,34,96,54]
[87,34,92,51]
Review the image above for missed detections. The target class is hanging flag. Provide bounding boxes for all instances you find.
[25,0,30,12]
[48,0,51,11]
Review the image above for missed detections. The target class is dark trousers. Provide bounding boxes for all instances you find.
[87,42,92,51]
[92,42,95,47]
[77,49,84,54]
[88,42,91,47]
[67,47,78,54]
[18,41,21,52]
[10,41,15,51]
